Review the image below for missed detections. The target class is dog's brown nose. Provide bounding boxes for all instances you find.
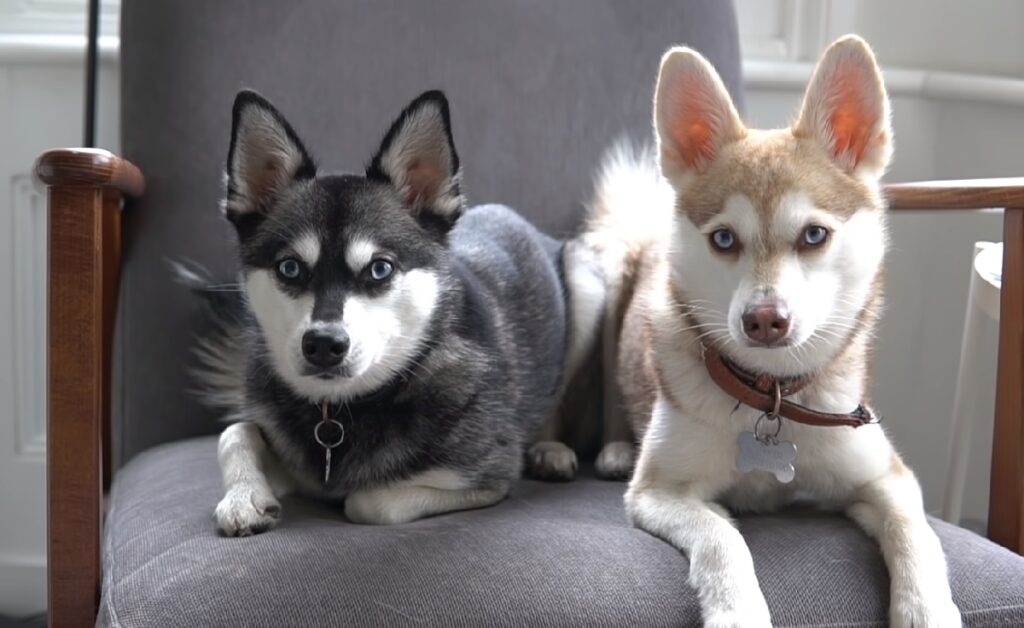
[742,304,791,346]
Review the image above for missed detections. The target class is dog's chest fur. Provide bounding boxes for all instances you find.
[633,288,896,511]
[248,369,471,496]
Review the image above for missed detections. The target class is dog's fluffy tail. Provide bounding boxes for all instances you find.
[581,140,673,319]
[171,261,249,410]
[561,142,673,386]
[574,141,673,473]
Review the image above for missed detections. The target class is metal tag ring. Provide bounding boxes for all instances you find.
[314,420,345,449]
[771,380,782,417]
[754,412,783,444]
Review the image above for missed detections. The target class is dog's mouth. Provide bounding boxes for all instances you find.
[721,326,798,350]
[740,338,794,349]
[302,366,351,380]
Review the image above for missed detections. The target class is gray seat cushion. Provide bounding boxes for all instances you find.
[99,438,1024,627]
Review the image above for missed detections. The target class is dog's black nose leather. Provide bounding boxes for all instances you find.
[301,329,349,368]
[742,304,791,346]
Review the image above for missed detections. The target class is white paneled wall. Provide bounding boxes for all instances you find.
[0,1,120,616]
[738,0,1024,77]
[852,1,1024,79]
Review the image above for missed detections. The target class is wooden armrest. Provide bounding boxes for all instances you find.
[885,178,1024,210]
[34,147,140,627]
[887,176,1024,554]
[35,148,145,197]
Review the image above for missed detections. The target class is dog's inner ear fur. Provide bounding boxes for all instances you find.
[368,92,464,221]
[654,47,745,179]
[225,93,315,219]
[794,35,892,177]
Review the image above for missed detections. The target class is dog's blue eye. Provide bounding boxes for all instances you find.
[369,259,394,281]
[803,225,829,247]
[277,258,304,281]
[710,228,737,251]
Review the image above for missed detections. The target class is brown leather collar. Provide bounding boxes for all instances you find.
[702,346,878,428]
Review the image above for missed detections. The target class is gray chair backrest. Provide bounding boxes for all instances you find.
[116,0,744,466]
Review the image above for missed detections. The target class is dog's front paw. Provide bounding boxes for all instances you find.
[215,485,281,536]
[595,440,634,480]
[703,593,773,628]
[525,441,578,481]
[890,594,962,628]
[703,606,773,628]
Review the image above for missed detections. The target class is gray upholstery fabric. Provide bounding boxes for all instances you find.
[100,438,1024,627]
[115,0,745,466]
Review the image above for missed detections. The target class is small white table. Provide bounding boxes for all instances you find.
[943,242,1002,523]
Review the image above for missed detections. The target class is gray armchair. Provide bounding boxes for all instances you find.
[34,1,1024,626]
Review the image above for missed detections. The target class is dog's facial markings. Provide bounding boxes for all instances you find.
[339,268,440,395]
[246,268,315,382]
[652,37,891,377]
[223,90,461,403]
[673,187,882,374]
[345,238,379,275]
[246,258,440,401]
[291,232,321,268]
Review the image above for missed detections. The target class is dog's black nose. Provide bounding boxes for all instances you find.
[301,329,349,368]
[742,304,791,346]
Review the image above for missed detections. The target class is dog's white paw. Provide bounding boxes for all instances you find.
[595,440,634,480]
[525,441,578,481]
[890,594,962,628]
[702,592,773,628]
[703,606,773,628]
[215,485,281,536]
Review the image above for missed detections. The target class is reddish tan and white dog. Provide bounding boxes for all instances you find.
[585,36,961,627]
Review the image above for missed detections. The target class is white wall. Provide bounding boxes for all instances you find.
[0,0,119,616]
[852,0,1024,79]
[738,0,1021,530]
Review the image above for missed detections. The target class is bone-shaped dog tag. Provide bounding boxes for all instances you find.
[736,431,797,483]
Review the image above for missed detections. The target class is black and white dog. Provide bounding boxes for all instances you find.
[188,90,603,534]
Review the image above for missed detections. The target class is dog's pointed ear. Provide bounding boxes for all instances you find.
[794,35,892,178]
[654,47,745,182]
[366,90,464,223]
[224,90,316,222]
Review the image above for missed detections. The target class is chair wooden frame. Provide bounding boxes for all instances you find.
[33,147,1024,627]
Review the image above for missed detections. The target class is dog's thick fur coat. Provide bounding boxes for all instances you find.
[191,90,602,533]
[586,37,961,627]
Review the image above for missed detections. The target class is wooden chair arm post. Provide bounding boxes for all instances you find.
[34,148,143,628]
[886,178,1024,554]
[991,208,1024,553]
